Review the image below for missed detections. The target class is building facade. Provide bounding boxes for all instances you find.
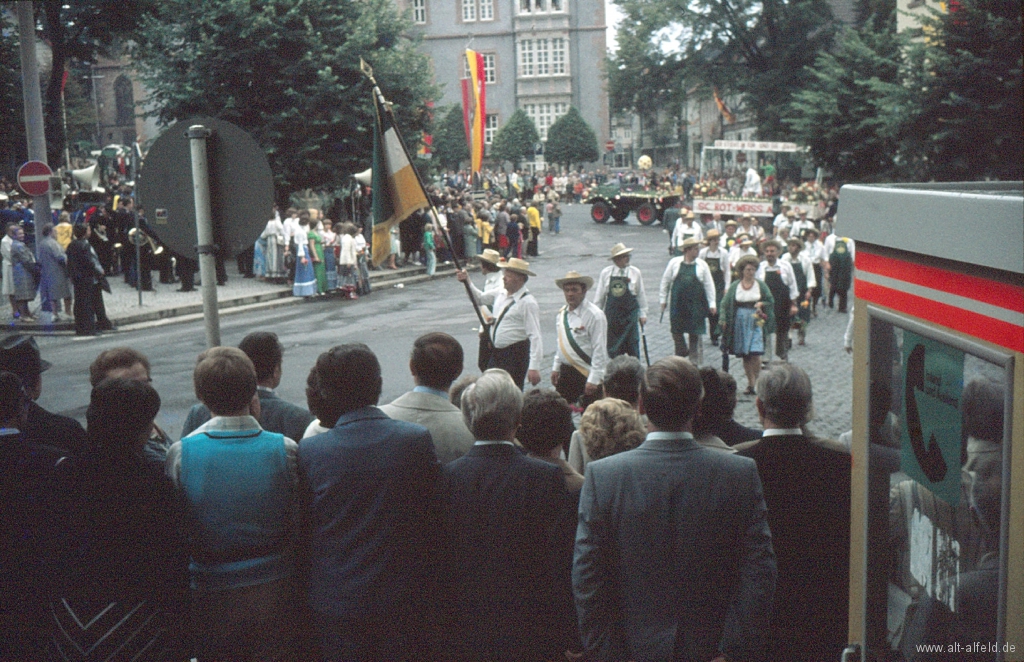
[399,0,609,170]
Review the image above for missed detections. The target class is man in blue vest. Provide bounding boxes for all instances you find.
[167,347,301,660]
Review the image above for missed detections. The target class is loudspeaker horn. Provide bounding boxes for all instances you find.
[72,164,99,191]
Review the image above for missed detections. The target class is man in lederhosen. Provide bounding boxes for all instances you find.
[782,237,815,347]
[756,240,799,362]
[457,257,543,390]
[551,271,608,410]
[659,237,716,365]
[698,229,731,370]
[592,243,648,359]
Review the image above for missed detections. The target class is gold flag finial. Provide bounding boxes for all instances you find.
[360,58,375,82]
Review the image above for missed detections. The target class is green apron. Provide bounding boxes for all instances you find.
[704,256,725,306]
[790,259,811,325]
[604,273,640,358]
[829,239,853,290]
[764,268,790,322]
[670,261,708,335]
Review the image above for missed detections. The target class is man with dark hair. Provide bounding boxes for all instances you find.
[518,388,583,495]
[167,346,302,661]
[574,356,776,662]
[737,363,850,662]
[181,331,314,441]
[0,334,88,455]
[381,333,474,464]
[299,343,441,660]
[601,354,644,406]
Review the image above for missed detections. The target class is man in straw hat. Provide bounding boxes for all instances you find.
[699,230,730,350]
[552,271,608,409]
[782,236,815,346]
[592,244,648,359]
[457,257,543,389]
[756,239,799,362]
[659,237,717,364]
[790,208,815,240]
[669,209,704,256]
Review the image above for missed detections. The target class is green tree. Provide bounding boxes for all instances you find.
[1,13,26,175]
[611,0,837,139]
[489,109,538,169]
[544,106,599,169]
[785,3,903,181]
[431,105,469,171]
[129,0,437,199]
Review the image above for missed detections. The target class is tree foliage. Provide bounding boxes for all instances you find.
[490,109,538,169]
[431,105,469,171]
[1,13,26,175]
[609,0,837,139]
[544,106,599,168]
[129,0,437,199]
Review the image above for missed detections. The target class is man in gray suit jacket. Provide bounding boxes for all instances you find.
[573,356,776,662]
[380,332,474,464]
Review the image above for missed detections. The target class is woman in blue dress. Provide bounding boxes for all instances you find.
[718,254,775,395]
[292,217,317,298]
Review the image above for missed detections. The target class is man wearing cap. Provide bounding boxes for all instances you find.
[670,210,704,256]
[782,237,815,346]
[457,257,543,389]
[756,240,800,362]
[699,230,730,348]
[790,209,815,240]
[738,214,763,242]
[552,271,608,409]
[592,244,648,359]
[0,334,88,455]
[660,238,716,364]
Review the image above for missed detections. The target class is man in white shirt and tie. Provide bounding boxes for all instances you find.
[457,257,543,390]
[552,271,608,409]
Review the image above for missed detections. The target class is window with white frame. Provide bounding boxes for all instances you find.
[479,0,494,20]
[551,38,566,74]
[485,114,498,144]
[519,40,534,77]
[519,0,564,13]
[482,53,495,83]
[412,0,426,23]
[462,0,476,21]
[536,39,550,76]
[523,102,568,140]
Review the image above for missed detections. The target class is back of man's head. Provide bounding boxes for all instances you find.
[603,355,644,406]
[89,347,151,387]
[315,344,382,423]
[756,364,813,428]
[410,332,463,392]
[640,356,702,431]
[238,332,283,383]
[193,347,257,416]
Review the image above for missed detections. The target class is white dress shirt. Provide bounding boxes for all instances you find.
[472,284,544,371]
[756,259,799,302]
[592,264,648,316]
[282,216,303,249]
[824,235,856,261]
[553,299,609,385]
[671,219,704,248]
[659,257,717,309]
[728,245,758,272]
[698,246,732,290]
[782,252,816,289]
[790,219,815,239]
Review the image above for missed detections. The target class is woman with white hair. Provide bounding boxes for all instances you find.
[441,369,579,660]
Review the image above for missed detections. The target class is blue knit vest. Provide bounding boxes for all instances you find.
[180,427,293,591]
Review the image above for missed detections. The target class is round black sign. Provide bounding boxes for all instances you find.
[136,117,274,259]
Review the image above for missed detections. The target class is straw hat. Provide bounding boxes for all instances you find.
[739,236,754,247]
[680,237,702,251]
[787,237,804,249]
[499,257,536,277]
[685,210,695,219]
[705,229,721,240]
[724,219,738,228]
[785,209,795,218]
[609,243,634,259]
[555,271,594,289]
[478,248,501,265]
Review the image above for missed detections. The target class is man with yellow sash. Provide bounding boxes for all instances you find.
[551,271,608,410]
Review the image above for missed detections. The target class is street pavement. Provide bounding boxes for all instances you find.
[24,202,854,442]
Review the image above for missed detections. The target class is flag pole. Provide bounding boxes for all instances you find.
[360,60,493,349]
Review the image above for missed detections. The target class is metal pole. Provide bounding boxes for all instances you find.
[17,1,53,253]
[187,125,220,348]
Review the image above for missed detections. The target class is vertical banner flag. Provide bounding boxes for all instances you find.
[370,81,430,266]
[713,87,736,124]
[461,49,486,175]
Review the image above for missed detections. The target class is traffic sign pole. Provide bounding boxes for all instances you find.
[188,125,221,349]
[16,2,53,253]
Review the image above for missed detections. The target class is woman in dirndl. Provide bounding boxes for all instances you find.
[260,210,287,281]
[718,254,775,395]
[321,221,338,292]
[292,217,318,298]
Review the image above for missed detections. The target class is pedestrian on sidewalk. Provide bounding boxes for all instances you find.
[38,223,72,322]
[66,224,114,336]
[10,227,38,322]
[423,223,436,276]
[292,217,317,298]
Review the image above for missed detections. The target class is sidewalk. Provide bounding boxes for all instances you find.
[3,260,467,334]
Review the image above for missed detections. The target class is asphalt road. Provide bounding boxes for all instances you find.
[32,202,854,442]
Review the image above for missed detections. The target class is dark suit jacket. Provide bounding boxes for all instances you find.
[298,406,440,621]
[441,444,577,661]
[739,433,852,662]
[574,433,776,662]
[22,401,88,456]
[182,388,315,442]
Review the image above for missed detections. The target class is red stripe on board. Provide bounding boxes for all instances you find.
[856,251,1024,314]
[856,280,1024,354]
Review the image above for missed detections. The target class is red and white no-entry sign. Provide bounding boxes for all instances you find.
[17,160,53,197]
